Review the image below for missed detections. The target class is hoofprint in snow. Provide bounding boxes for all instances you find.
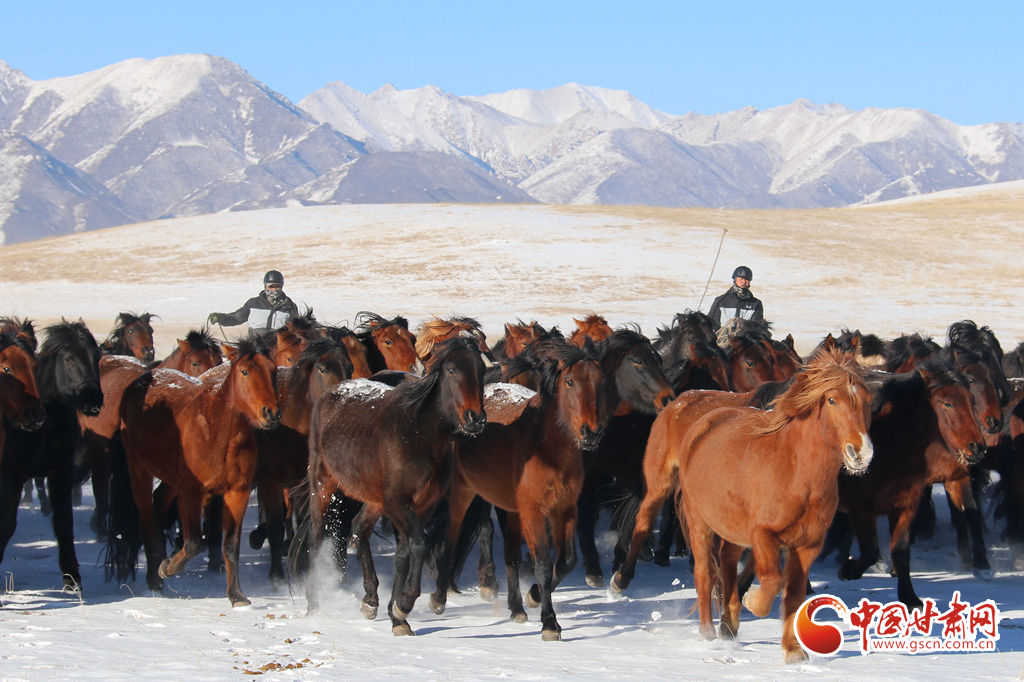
[1,200,1024,679]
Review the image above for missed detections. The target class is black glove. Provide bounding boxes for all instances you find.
[208,313,222,325]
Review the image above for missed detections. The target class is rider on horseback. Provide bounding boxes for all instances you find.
[208,270,298,333]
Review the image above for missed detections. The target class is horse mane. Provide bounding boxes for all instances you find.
[883,334,941,372]
[747,376,796,409]
[655,310,716,351]
[110,312,155,336]
[38,320,97,359]
[539,339,600,397]
[416,315,484,360]
[948,320,1003,362]
[0,316,37,352]
[599,326,650,359]
[296,327,354,369]
[354,311,410,341]
[756,348,863,435]
[226,333,271,362]
[724,333,763,359]
[0,330,21,353]
[394,336,479,415]
[871,355,967,415]
[286,308,318,334]
[733,318,774,340]
[1004,341,1024,378]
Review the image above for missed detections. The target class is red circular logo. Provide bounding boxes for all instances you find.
[795,595,848,656]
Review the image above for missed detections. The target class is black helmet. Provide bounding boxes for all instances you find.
[731,266,753,280]
[264,270,284,286]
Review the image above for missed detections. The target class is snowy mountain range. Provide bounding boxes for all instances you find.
[1,54,1022,244]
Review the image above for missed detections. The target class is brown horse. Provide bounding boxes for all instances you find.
[0,331,45,462]
[493,320,548,360]
[569,314,613,346]
[430,341,606,640]
[304,337,486,635]
[724,333,782,391]
[106,337,279,606]
[80,327,224,537]
[246,329,356,585]
[615,348,873,663]
[99,312,157,362]
[355,312,421,374]
[416,315,494,363]
[836,356,987,612]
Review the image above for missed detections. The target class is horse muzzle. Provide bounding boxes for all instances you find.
[260,406,282,430]
[18,408,45,432]
[842,436,874,475]
[143,348,155,363]
[985,416,1002,435]
[460,410,487,437]
[75,385,104,416]
[958,441,987,465]
[578,424,605,451]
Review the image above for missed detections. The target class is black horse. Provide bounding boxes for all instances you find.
[1,319,103,591]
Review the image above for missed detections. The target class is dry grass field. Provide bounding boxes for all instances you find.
[2,180,1023,355]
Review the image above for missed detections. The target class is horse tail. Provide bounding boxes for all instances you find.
[286,478,312,578]
[611,478,644,555]
[103,433,142,584]
[816,511,854,564]
[424,496,490,583]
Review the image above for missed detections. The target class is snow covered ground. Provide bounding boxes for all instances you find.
[2,199,1024,678]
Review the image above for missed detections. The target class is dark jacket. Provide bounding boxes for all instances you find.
[707,286,764,330]
[218,291,298,332]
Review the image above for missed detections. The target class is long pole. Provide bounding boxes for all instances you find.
[697,228,728,311]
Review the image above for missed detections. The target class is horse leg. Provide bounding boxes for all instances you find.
[741,528,782,618]
[610,478,672,593]
[248,485,270,551]
[134,473,167,593]
[888,507,924,613]
[521,509,559,641]
[86,436,110,539]
[260,484,287,587]
[35,477,50,517]
[719,541,744,638]
[352,505,381,619]
[0,472,23,566]
[204,494,224,574]
[386,525,415,636]
[303,478,333,615]
[576,476,604,587]
[551,508,578,592]
[683,501,718,641]
[220,488,252,607]
[654,499,678,566]
[503,512,527,623]
[780,545,817,664]
[47,468,81,591]
[430,481,475,615]
[159,488,203,580]
[838,508,881,582]
[945,477,991,578]
[473,500,499,601]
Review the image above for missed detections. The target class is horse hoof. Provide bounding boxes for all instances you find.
[741,588,771,617]
[62,575,81,592]
[479,585,498,603]
[719,622,738,640]
[157,560,173,579]
[698,623,717,641]
[429,595,446,615]
[608,572,626,595]
[974,568,994,582]
[231,596,251,608]
[785,648,809,664]
[525,585,541,609]
[392,604,411,621]
[653,552,671,568]
[511,611,528,624]
[586,574,605,589]
[361,602,378,620]
[392,624,415,637]
[541,629,561,642]
[249,528,267,550]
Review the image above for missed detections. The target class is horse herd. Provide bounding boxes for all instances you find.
[1,309,1023,662]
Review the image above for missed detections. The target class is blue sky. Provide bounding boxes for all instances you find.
[2,1,1020,125]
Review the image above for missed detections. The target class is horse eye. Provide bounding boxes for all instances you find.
[944,402,953,408]
[746,361,755,367]
[2,366,10,374]
[242,370,249,377]
[192,361,198,367]
[384,340,393,346]
[828,397,836,405]
[127,329,133,334]
[632,360,644,367]
[566,379,574,387]
[319,366,327,373]
[447,366,456,375]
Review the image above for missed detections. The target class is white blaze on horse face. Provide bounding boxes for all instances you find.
[839,383,874,473]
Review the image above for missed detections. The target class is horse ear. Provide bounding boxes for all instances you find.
[574,318,584,329]
[848,333,861,353]
[823,334,837,351]
[221,343,239,362]
[177,338,190,354]
[784,334,795,350]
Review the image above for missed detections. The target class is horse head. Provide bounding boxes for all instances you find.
[0,332,44,430]
[299,330,357,403]
[426,337,487,436]
[918,357,987,465]
[172,327,224,377]
[946,347,1004,445]
[598,328,674,416]
[357,312,421,374]
[222,337,280,430]
[570,314,613,347]
[39,320,103,416]
[726,333,780,392]
[541,340,606,451]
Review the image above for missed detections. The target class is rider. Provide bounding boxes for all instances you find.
[207,270,298,334]
[707,265,764,331]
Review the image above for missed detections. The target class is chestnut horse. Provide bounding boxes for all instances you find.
[304,337,486,635]
[615,348,873,663]
[99,312,156,362]
[80,327,224,537]
[493,320,548,360]
[0,331,45,462]
[106,337,279,606]
[430,341,606,640]
[836,356,987,612]
[355,312,421,374]
[569,314,613,346]
[1,319,103,592]
[416,315,494,363]
[245,329,356,585]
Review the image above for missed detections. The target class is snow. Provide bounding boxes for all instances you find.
[331,377,393,403]
[484,382,537,406]
[1,201,1024,677]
